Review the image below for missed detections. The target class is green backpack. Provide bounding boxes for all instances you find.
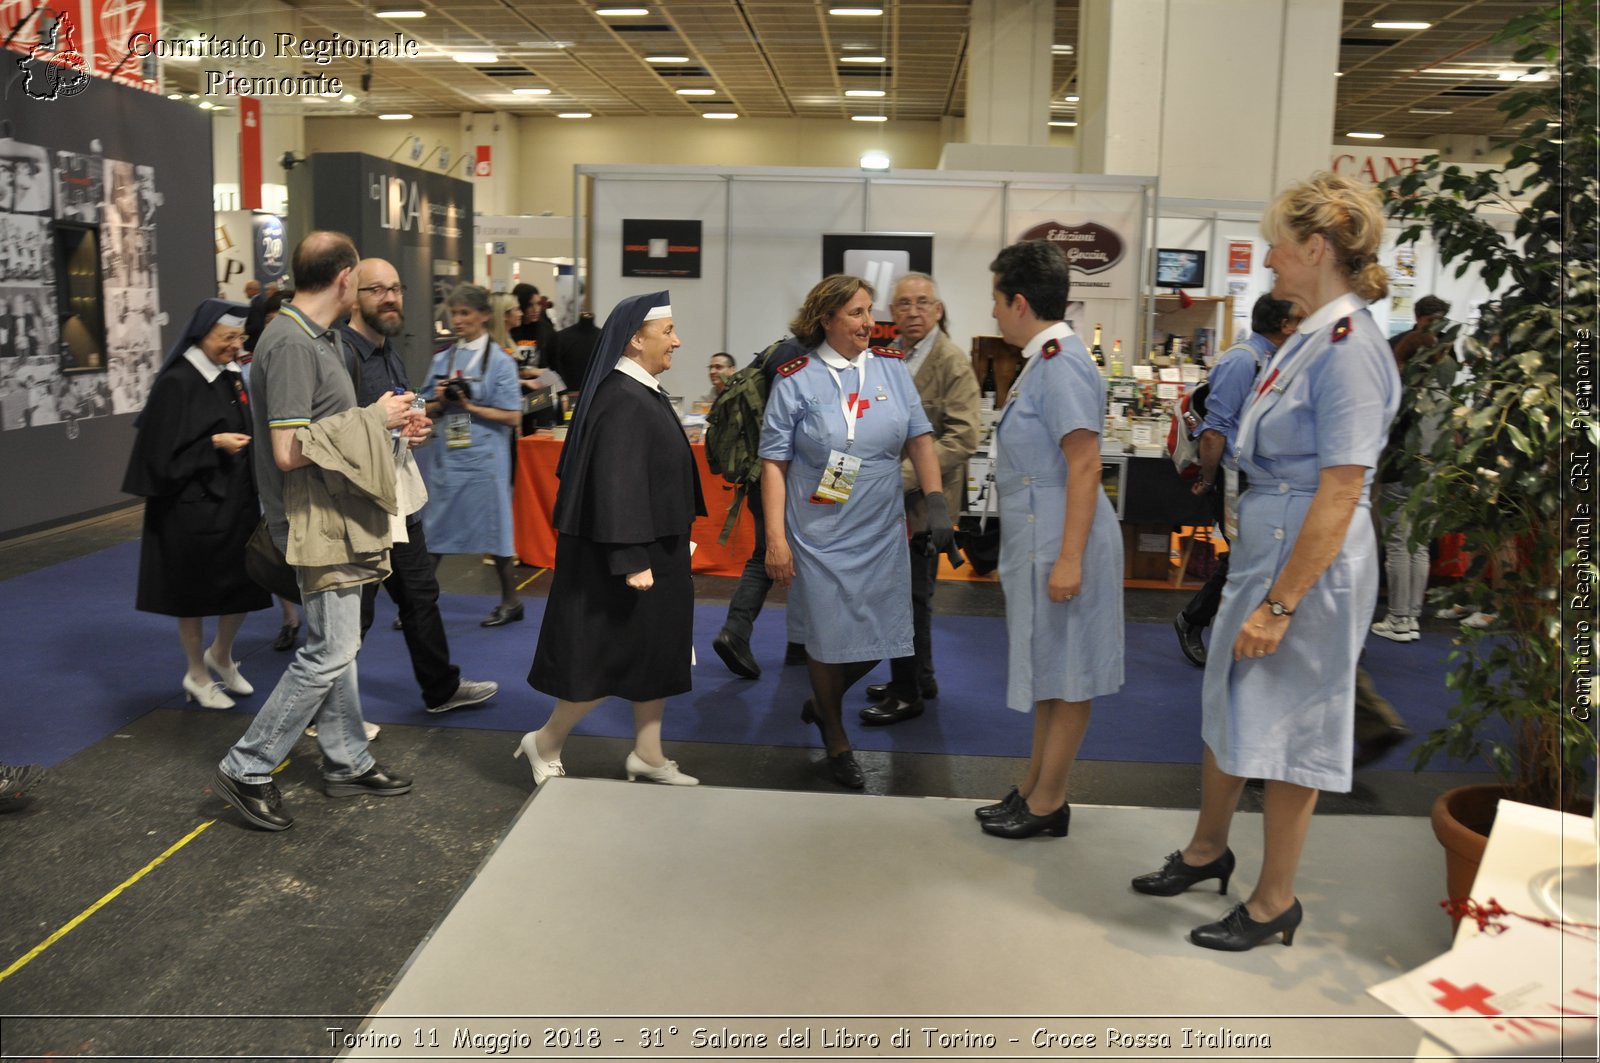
[705,338,791,542]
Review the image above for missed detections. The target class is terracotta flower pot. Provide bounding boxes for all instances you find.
[1430,784,1513,927]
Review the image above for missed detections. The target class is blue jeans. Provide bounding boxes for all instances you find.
[220,577,374,784]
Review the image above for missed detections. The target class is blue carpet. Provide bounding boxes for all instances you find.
[2,540,1494,773]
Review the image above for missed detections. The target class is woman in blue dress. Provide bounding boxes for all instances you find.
[976,241,1124,840]
[422,284,525,627]
[760,275,959,789]
[1132,172,1399,951]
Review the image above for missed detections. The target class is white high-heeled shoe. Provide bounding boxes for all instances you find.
[625,750,699,786]
[513,732,565,786]
[203,649,254,696]
[182,673,235,710]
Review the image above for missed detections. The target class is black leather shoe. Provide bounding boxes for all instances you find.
[784,642,807,666]
[1353,724,1413,769]
[981,801,1070,839]
[323,763,413,798]
[213,768,293,831]
[865,678,938,700]
[1174,613,1207,667]
[481,603,525,628]
[713,632,761,680]
[859,695,924,726]
[272,624,299,652]
[974,786,1023,820]
[1132,848,1236,896]
[1190,899,1302,951]
[827,750,864,789]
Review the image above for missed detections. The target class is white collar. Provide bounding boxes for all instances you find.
[613,354,666,393]
[815,342,867,370]
[1019,320,1074,360]
[456,333,490,354]
[183,346,226,383]
[1297,291,1367,335]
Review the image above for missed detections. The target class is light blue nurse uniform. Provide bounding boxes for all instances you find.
[1201,302,1399,792]
[759,346,932,663]
[421,339,522,557]
[994,323,1124,711]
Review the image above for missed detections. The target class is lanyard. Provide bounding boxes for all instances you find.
[822,353,870,449]
[447,340,486,380]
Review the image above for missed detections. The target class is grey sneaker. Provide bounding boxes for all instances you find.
[428,678,499,714]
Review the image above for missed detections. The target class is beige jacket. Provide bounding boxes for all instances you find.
[900,330,983,532]
[284,405,397,590]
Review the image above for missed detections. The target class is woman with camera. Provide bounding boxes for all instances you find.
[423,283,526,627]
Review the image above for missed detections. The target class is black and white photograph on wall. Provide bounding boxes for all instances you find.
[0,139,54,215]
[0,215,51,282]
[0,285,59,362]
[1,355,60,429]
[105,286,162,417]
[102,223,155,288]
[54,151,103,223]
[135,165,158,225]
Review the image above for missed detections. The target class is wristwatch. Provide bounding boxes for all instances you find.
[1264,599,1295,617]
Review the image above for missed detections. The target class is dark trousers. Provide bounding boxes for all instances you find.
[721,487,772,642]
[887,532,938,697]
[1353,658,1408,740]
[1179,483,1230,630]
[359,519,460,708]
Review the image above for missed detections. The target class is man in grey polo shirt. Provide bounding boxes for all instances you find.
[214,231,420,832]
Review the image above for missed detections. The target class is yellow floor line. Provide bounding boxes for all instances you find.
[516,568,548,590]
[0,819,215,984]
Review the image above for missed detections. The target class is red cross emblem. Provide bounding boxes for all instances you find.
[1430,978,1501,1016]
[847,392,871,418]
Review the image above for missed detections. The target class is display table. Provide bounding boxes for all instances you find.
[512,434,755,577]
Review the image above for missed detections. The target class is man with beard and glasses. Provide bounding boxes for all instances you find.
[340,258,499,717]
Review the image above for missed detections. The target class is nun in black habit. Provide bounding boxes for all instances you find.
[521,291,706,787]
[122,299,271,711]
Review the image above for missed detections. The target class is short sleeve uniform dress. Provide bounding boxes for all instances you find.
[421,336,522,557]
[759,345,931,663]
[994,323,1124,711]
[1201,296,1399,792]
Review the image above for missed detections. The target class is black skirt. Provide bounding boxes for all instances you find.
[528,531,694,702]
[135,484,272,617]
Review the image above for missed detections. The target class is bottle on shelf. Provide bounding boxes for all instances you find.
[1091,323,1105,367]
[1109,339,1124,377]
[980,360,997,406]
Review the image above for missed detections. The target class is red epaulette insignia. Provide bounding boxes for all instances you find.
[1041,338,1062,359]
[870,345,905,359]
[1331,317,1352,343]
[776,355,810,377]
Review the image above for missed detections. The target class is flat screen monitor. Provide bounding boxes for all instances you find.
[1155,248,1207,289]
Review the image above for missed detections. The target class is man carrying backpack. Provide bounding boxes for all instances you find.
[709,335,808,679]
[1173,294,1297,666]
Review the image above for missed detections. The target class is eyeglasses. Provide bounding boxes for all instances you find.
[892,297,937,311]
[357,283,406,297]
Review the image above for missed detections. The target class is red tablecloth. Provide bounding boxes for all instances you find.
[512,435,756,577]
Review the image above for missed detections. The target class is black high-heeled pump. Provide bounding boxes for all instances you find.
[980,801,1070,839]
[974,786,1022,821]
[802,701,864,789]
[1131,848,1236,896]
[1190,899,1302,950]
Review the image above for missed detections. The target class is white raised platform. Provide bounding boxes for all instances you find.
[343,780,1450,1059]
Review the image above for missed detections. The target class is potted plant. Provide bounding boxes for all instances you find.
[1380,0,1596,904]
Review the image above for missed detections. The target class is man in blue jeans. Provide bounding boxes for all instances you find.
[214,231,420,832]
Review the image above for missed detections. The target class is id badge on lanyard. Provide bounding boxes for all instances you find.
[445,413,472,449]
[812,356,869,504]
[1224,467,1240,541]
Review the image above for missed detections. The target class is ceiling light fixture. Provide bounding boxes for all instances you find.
[167,93,183,100]
[702,112,738,119]
[597,6,651,14]
[1347,131,1384,139]
[1372,21,1431,30]
[860,150,890,170]
[676,88,715,95]
[1051,44,1074,54]
[829,6,883,14]
[198,100,215,109]
[379,113,414,120]
[851,114,887,122]
[1334,71,1344,77]
[1064,95,1079,102]
[376,8,426,17]
[1049,120,1078,127]
[452,51,497,63]
[646,55,690,63]
[839,55,886,64]
[557,112,592,118]
[845,89,885,97]
[1498,69,1550,81]
[341,94,357,103]
[513,87,552,95]
[1408,106,1452,114]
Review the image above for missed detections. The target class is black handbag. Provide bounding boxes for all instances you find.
[244,518,301,604]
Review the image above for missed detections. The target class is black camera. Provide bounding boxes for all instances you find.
[441,376,478,403]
